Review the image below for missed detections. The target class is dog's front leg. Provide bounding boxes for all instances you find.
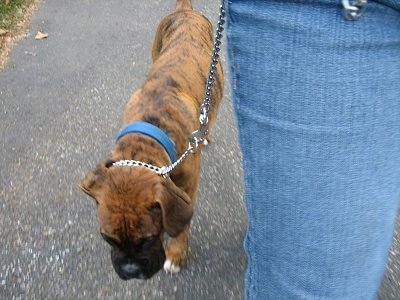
[163,224,190,273]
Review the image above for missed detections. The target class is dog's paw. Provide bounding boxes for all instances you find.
[163,259,181,274]
[163,243,188,274]
[163,230,189,275]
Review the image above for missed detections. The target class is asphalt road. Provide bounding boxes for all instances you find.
[0,0,398,299]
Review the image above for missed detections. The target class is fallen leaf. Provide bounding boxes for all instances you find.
[35,31,48,40]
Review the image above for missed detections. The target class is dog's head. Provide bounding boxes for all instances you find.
[78,160,193,280]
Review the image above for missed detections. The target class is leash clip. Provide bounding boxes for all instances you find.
[189,126,208,154]
[342,0,367,20]
[189,104,210,153]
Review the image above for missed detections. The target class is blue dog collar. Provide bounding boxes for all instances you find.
[116,121,176,162]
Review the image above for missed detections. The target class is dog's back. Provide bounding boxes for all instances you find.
[123,0,223,153]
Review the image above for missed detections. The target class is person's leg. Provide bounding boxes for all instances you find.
[225,1,400,299]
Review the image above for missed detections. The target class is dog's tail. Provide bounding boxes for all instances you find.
[175,0,193,11]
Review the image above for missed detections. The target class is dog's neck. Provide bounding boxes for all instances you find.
[116,121,176,162]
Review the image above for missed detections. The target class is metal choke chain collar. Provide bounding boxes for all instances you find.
[113,2,226,177]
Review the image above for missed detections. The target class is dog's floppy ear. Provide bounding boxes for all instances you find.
[155,178,193,237]
[152,18,166,62]
[78,160,113,203]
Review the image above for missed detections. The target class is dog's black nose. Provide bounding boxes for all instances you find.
[115,259,154,280]
[120,263,142,278]
[116,259,164,280]
[111,247,166,280]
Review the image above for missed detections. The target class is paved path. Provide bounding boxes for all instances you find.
[0,0,398,299]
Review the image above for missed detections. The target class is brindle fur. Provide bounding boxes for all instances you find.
[79,0,223,280]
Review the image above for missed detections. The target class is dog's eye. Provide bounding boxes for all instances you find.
[101,233,119,248]
[138,235,158,250]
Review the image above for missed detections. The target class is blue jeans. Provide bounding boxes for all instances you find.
[225,1,400,299]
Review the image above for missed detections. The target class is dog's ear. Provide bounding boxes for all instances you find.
[78,160,113,203]
[152,16,173,62]
[155,178,193,237]
[152,19,165,62]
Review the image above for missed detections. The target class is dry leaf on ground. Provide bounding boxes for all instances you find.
[35,31,48,40]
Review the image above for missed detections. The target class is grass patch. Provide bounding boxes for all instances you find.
[0,0,37,68]
[0,0,34,30]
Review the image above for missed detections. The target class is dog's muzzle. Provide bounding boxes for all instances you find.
[110,247,166,280]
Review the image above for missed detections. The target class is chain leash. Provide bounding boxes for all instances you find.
[113,1,226,177]
[188,1,226,153]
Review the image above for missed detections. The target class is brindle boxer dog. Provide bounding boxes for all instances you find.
[79,0,223,280]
